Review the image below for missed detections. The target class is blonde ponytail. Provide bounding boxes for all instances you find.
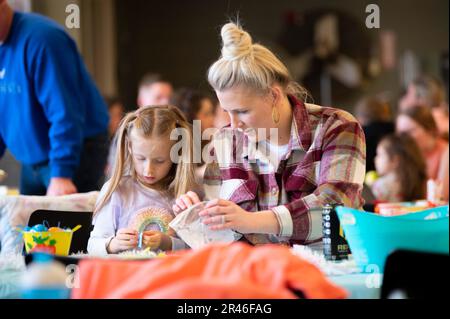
[208,22,309,101]
[165,106,197,200]
[220,22,253,61]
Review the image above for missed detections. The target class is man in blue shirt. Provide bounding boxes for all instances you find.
[0,1,110,195]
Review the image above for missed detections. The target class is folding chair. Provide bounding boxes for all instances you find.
[381,249,449,299]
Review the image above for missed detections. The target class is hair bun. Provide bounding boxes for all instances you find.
[220,22,253,61]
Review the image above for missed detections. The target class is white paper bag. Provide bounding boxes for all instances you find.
[169,201,242,249]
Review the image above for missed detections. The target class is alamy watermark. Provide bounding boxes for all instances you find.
[364,264,382,289]
[365,4,380,29]
[168,121,282,165]
[65,264,79,288]
[65,4,80,29]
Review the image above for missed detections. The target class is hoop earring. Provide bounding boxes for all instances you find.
[272,106,280,124]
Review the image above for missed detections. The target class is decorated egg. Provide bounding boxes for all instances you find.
[31,224,48,232]
[48,227,63,232]
[23,226,31,232]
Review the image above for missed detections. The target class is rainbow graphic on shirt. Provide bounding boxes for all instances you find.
[128,206,173,234]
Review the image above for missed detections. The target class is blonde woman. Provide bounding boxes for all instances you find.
[88,105,197,255]
[173,22,366,246]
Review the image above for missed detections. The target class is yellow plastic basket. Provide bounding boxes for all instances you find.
[21,225,81,256]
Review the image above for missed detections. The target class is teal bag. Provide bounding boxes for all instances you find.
[335,205,449,273]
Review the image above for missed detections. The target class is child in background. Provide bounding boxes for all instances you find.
[372,133,427,202]
[353,96,394,172]
[88,105,197,255]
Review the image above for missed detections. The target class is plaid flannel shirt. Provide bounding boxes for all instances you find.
[203,95,366,246]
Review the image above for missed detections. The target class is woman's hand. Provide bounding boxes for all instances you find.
[198,199,256,234]
[107,228,138,253]
[172,191,201,214]
[142,230,171,251]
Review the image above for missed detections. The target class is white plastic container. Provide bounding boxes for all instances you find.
[427,179,443,205]
[20,253,70,299]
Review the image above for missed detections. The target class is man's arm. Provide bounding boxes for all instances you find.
[29,27,91,194]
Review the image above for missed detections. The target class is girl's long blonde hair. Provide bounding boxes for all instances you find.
[95,105,197,214]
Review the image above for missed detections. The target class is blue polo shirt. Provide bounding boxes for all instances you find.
[0,12,109,178]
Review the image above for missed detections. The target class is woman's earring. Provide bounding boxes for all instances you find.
[272,106,280,124]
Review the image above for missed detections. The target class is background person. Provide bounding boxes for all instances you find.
[0,1,109,195]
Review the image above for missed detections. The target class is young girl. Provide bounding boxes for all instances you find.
[372,133,427,202]
[88,105,197,255]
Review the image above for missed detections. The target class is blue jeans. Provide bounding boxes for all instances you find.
[20,132,109,195]
[20,161,52,195]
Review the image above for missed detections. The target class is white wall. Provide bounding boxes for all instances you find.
[31,0,117,96]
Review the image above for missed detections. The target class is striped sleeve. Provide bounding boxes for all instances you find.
[285,115,366,244]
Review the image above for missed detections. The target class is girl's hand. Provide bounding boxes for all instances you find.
[107,228,138,254]
[198,199,255,234]
[172,191,201,214]
[142,230,171,251]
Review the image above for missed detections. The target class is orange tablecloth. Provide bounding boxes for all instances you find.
[71,242,347,299]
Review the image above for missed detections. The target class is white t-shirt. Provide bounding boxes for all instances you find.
[88,176,186,255]
[258,140,289,171]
